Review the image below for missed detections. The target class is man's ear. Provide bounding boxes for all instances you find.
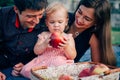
[45,19,48,27]
[14,6,19,14]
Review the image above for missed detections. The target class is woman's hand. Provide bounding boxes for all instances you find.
[57,35,69,49]
[58,34,77,60]
[0,72,6,80]
[11,62,24,76]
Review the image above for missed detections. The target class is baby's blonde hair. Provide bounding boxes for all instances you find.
[45,2,68,18]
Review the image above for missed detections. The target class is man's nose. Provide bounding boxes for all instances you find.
[33,16,40,24]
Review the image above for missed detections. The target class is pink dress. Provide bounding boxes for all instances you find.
[20,34,74,79]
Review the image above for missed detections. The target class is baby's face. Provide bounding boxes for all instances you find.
[46,9,68,34]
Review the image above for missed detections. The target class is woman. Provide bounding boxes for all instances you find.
[66,0,116,66]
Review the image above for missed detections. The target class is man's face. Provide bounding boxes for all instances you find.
[14,6,45,28]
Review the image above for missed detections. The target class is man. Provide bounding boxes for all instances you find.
[0,0,48,80]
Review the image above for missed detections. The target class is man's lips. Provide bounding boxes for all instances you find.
[28,22,36,26]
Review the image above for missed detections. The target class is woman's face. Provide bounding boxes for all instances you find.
[75,5,96,29]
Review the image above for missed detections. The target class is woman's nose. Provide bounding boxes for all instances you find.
[78,16,84,24]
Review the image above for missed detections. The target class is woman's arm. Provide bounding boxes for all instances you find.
[89,34,101,62]
[59,34,77,60]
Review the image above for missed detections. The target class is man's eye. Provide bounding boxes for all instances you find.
[26,15,32,18]
[38,14,43,16]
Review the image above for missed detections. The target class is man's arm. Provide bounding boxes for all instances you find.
[0,7,9,69]
[12,63,24,76]
[0,8,2,48]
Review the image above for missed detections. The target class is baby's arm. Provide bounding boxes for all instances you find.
[34,32,51,55]
[59,34,77,60]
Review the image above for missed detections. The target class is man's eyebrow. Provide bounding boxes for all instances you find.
[26,13,43,17]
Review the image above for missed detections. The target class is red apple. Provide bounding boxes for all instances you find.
[59,74,73,80]
[78,68,91,77]
[90,64,110,75]
[49,32,63,48]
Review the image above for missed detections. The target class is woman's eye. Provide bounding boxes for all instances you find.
[85,18,91,21]
[84,17,93,22]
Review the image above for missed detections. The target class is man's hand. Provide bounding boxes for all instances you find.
[0,72,6,80]
[11,63,24,76]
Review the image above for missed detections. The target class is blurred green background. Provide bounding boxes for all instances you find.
[112,28,120,45]
[0,0,14,7]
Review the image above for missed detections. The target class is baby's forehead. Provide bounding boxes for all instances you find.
[46,10,68,19]
[46,7,68,17]
[46,2,68,13]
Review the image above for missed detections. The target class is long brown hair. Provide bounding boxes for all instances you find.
[74,0,116,66]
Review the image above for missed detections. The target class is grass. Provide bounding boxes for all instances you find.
[111,28,120,45]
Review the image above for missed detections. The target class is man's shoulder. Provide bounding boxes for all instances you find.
[0,6,14,15]
[0,6,16,33]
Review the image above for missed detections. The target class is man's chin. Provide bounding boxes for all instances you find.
[27,23,37,28]
[27,25,36,28]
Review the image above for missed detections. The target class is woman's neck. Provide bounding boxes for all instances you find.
[68,23,85,38]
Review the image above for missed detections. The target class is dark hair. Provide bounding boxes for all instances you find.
[76,0,110,31]
[74,0,116,66]
[14,0,48,13]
